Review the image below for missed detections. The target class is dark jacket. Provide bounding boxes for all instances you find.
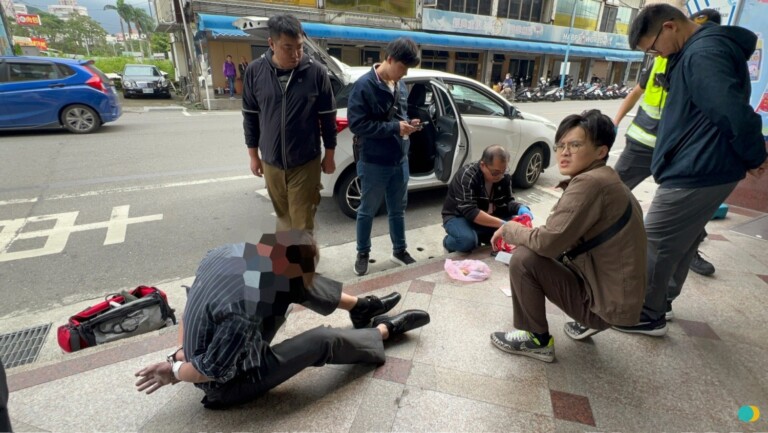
[653,23,767,188]
[242,50,337,170]
[503,162,647,326]
[441,162,522,224]
[347,65,410,166]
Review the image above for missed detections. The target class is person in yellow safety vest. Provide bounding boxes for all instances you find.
[612,57,668,189]
[612,9,722,277]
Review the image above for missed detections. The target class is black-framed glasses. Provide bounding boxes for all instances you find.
[553,141,587,154]
[645,22,670,54]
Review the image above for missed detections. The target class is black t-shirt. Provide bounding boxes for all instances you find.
[276,68,293,92]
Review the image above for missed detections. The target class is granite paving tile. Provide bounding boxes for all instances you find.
[408,279,435,295]
[675,318,721,340]
[180,365,371,433]
[373,356,413,384]
[407,361,552,416]
[391,386,556,432]
[349,378,406,433]
[550,390,595,426]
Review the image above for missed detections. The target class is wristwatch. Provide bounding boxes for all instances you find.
[172,361,184,380]
[166,346,183,363]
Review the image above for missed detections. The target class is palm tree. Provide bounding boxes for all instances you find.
[104,0,134,52]
[131,7,155,55]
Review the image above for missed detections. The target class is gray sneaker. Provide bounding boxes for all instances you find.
[563,322,604,340]
[490,330,555,363]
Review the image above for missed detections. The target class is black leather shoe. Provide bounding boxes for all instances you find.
[372,309,431,338]
[349,292,402,329]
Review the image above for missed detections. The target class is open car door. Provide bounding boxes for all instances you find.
[429,80,469,182]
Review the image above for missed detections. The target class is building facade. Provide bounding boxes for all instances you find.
[47,0,89,21]
[153,0,646,99]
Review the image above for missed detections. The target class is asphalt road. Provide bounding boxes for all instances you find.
[0,98,625,317]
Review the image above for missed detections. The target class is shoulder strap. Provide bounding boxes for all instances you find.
[386,83,400,121]
[558,201,633,262]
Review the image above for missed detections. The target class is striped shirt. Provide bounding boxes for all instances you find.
[183,243,274,392]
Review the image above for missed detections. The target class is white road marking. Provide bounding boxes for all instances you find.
[0,175,254,207]
[0,205,163,262]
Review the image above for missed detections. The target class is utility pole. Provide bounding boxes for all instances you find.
[560,0,580,99]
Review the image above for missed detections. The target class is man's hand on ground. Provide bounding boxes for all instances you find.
[135,361,179,395]
[250,156,263,177]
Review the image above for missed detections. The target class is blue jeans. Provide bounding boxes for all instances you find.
[356,160,409,254]
[443,217,500,253]
[227,76,235,96]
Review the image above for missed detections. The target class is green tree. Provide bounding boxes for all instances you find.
[150,32,170,54]
[104,0,134,51]
[64,14,108,56]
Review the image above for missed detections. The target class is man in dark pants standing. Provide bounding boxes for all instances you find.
[0,359,12,432]
[614,4,767,336]
[348,38,422,276]
[611,9,725,278]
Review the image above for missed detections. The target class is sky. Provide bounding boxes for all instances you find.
[21,0,152,34]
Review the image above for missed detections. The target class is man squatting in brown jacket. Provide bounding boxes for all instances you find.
[490,109,647,363]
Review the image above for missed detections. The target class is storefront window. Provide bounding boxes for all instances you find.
[454,51,479,79]
[436,0,493,15]
[554,0,600,30]
[497,0,543,22]
[422,49,449,71]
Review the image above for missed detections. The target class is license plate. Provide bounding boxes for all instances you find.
[142,88,154,94]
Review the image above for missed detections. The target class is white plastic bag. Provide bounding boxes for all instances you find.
[444,259,491,282]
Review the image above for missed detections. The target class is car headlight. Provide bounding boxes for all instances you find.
[159,78,169,87]
[123,80,135,88]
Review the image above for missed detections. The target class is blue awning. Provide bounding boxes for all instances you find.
[197,13,643,61]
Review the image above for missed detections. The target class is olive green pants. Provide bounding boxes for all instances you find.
[262,157,322,232]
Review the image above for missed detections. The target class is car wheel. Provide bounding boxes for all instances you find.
[336,169,363,219]
[335,169,387,219]
[60,104,101,134]
[513,146,544,188]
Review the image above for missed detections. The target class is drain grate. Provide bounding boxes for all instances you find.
[0,323,52,369]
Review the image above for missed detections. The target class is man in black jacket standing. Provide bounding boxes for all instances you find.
[242,14,337,233]
[614,4,767,336]
[441,145,532,253]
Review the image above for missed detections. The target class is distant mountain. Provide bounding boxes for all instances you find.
[19,0,152,34]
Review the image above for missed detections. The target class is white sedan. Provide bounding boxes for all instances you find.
[235,16,557,219]
[324,67,557,218]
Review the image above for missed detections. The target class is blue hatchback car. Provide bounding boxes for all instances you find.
[0,56,122,134]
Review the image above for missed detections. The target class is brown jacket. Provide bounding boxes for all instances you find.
[502,161,647,325]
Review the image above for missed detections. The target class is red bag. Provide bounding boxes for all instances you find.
[495,214,533,253]
[57,286,176,353]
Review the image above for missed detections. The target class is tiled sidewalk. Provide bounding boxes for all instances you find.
[6,209,768,433]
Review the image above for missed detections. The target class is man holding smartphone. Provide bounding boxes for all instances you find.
[348,37,422,276]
